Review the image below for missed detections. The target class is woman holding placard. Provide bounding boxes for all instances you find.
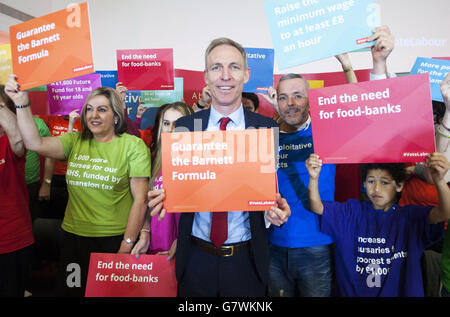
[5,74,150,296]
[132,102,193,259]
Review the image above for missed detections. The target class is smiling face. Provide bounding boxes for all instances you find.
[204,44,250,115]
[277,78,310,129]
[364,169,403,211]
[84,95,116,140]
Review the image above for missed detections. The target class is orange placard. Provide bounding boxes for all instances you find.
[162,128,277,213]
[9,2,93,90]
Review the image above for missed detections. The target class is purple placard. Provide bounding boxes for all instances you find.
[47,73,101,115]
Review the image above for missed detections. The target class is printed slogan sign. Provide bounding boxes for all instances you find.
[174,68,205,107]
[410,57,450,102]
[162,128,278,213]
[85,253,177,297]
[309,73,435,163]
[117,48,174,91]
[96,70,118,88]
[47,72,101,115]
[9,2,94,90]
[264,0,380,69]
[244,47,275,93]
[123,77,184,129]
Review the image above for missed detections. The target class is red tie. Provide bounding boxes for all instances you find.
[210,117,231,248]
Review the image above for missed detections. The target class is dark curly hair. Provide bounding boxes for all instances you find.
[433,100,445,125]
[242,92,259,111]
[361,163,407,185]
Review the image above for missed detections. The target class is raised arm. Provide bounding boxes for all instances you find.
[38,156,55,201]
[4,75,66,160]
[367,25,395,78]
[193,86,212,112]
[305,153,324,215]
[336,53,357,84]
[258,86,279,113]
[427,152,450,224]
[0,102,24,157]
[67,109,80,133]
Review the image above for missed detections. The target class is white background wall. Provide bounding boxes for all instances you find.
[1,0,449,74]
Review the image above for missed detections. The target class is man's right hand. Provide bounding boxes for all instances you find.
[148,189,166,220]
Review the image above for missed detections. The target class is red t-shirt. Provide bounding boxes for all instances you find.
[399,176,448,207]
[39,115,81,175]
[399,176,450,230]
[0,134,34,254]
[139,127,152,147]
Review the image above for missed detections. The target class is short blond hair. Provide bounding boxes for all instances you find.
[204,37,248,71]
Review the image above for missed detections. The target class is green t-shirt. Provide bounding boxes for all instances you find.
[58,132,150,237]
[441,229,450,291]
[25,117,51,184]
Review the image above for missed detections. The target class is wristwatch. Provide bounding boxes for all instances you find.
[44,178,52,184]
[123,238,134,245]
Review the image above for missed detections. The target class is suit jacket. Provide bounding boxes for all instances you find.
[174,107,278,284]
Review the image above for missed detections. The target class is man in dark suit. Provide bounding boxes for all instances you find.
[148,38,290,297]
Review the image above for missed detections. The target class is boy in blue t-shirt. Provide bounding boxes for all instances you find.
[305,152,450,297]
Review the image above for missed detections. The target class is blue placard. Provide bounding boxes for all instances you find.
[96,70,118,88]
[125,90,142,123]
[244,47,275,93]
[410,57,450,102]
[264,0,380,70]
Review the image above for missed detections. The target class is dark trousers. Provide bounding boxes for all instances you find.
[54,231,123,297]
[27,181,41,222]
[0,244,33,297]
[178,239,265,297]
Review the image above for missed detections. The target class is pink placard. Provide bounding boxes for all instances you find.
[47,73,101,115]
[117,48,174,90]
[85,253,177,297]
[309,73,435,163]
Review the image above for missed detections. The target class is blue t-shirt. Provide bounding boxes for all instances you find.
[322,199,444,297]
[269,125,335,247]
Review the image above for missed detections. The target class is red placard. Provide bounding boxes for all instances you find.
[9,2,94,90]
[117,48,174,91]
[309,73,435,163]
[85,253,177,297]
[174,68,205,107]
